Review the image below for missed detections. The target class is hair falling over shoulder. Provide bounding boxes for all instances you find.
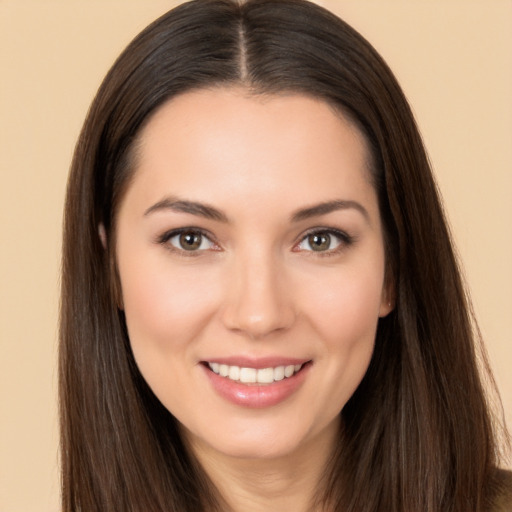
[59,0,509,510]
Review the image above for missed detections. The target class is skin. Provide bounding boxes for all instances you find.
[115,87,392,511]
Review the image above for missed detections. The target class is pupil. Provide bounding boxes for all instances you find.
[180,232,201,250]
[309,233,330,251]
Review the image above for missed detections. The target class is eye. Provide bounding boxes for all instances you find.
[296,229,351,253]
[162,229,217,252]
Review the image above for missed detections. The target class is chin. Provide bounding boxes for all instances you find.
[182,412,339,463]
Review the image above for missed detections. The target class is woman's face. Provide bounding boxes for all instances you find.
[115,88,392,462]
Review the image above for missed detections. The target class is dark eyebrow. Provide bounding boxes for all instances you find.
[144,197,229,222]
[290,200,370,223]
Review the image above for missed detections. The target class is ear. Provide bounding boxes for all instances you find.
[378,278,395,318]
[98,223,107,249]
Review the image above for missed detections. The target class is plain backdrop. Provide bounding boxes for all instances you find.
[1,1,511,510]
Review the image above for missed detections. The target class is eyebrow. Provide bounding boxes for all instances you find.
[290,200,370,223]
[144,197,369,224]
[144,197,229,222]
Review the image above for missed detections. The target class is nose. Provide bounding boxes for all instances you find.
[220,249,296,339]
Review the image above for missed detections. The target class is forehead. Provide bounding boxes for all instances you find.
[123,87,376,216]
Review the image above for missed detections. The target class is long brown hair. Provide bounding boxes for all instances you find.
[60,1,506,510]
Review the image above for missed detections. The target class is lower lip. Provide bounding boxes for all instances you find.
[202,363,311,408]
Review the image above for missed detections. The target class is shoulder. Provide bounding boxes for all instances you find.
[487,468,512,512]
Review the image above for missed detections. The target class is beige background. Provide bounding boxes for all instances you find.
[1,1,510,510]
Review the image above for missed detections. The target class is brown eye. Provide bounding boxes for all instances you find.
[179,231,203,250]
[163,230,215,252]
[295,229,350,254]
[307,232,331,251]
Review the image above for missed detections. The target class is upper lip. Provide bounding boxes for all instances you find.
[201,356,311,369]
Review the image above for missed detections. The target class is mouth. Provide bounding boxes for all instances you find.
[201,358,312,407]
[203,361,310,385]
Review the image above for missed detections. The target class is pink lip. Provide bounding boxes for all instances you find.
[201,360,312,408]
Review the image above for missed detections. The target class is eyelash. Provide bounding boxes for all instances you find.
[156,227,355,257]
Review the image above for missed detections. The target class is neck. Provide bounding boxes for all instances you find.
[185,419,340,512]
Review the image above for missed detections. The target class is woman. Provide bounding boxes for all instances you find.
[60,0,511,510]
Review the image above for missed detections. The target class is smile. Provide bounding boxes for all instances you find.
[207,362,304,384]
[202,359,312,407]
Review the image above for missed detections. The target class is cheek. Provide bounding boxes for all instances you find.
[305,267,385,346]
[297,262,385,405]
[119,255,220,362]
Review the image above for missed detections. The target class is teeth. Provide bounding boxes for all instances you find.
[228,365,240,381]
[284,365,295,378]
[207,362,304,384]
[274,366,285,381]
[257,367,274,384]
